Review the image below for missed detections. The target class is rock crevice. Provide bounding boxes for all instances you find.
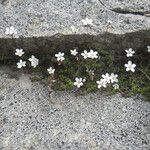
[98,0,150,16]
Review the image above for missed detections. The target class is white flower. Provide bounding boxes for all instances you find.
[81,50,89,59]
[107,20,112,24]
[52,80,56,83]
[97,73,118,89]
[70,49,78,56]
[83,77,86,82]
[88,50,98,59]
[110,73,118,83]
[102,73,111,84]
[96,79,107,89]
[87,69,94,75]
[74,77,84,88]
[81,50,98,59]
[71,26,77,33]
[125,61,136,72]
[5,26,17,35]
[47,67,55,74]
[113,84,119,90]
[28,55,39,68]
[15,49,24,57]
[81,18,93,26]
[55,52,65,62]
[96,80,102,89]
[125,48,135,57]
[17,59,26,69]
[147,46,150,52]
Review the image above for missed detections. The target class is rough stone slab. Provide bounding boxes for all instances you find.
[0,67,150,150]
[0,0,150,59]
[0,0,150,37]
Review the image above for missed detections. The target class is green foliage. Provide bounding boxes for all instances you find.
[51,48,113,92]
[7,43,150,100]
[50,47,150,100]
[118,68,150,100]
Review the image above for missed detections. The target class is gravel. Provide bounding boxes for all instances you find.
[0,67,150,150]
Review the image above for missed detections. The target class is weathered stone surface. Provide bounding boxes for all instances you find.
[0,0,150,37]
[100,0,150,15]
[0,0,150,59]
[0,67,150,150]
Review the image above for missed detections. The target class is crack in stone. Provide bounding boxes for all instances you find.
[98,0,150,17]
[0,29,150,62]
[1,0,9,5]
[98,0,107,8]
[111,8,149,17]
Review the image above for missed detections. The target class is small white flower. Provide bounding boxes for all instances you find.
[96,79,107,89]
[107,20,112,24]
[5,26,17,35]
[125,48,135,57]
[81,50,89,59]
[81,50,98,59]
[70,49,78,56]
[83,77,86,82]
[52,80,56,83]
[110,73,118,83]
[74,77,84,88]
[15,49,24,57]
[47,67,55,74]
[55,52,65,62]
[96,80,102,89]
[81,18,93,26]
[88,50,98,59]
[125,61,136,72]
[87,69,94,75]
[147,46,150,52]
[71,26,77,33]
[102,73,111,84]
[113,84,119,90]
[28,55,39,68]
[17,59,26,69]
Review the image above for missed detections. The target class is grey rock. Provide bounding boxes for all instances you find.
[0,0,150,59]
[0,0,150,37]
[100,0,150,15]
[0,67,150,150]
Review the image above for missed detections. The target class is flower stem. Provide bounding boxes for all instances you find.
[118,88,125,95]
[138,69,150,81]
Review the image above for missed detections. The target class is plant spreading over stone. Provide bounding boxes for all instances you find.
[14,45,150,99]
[5,22,150,99]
